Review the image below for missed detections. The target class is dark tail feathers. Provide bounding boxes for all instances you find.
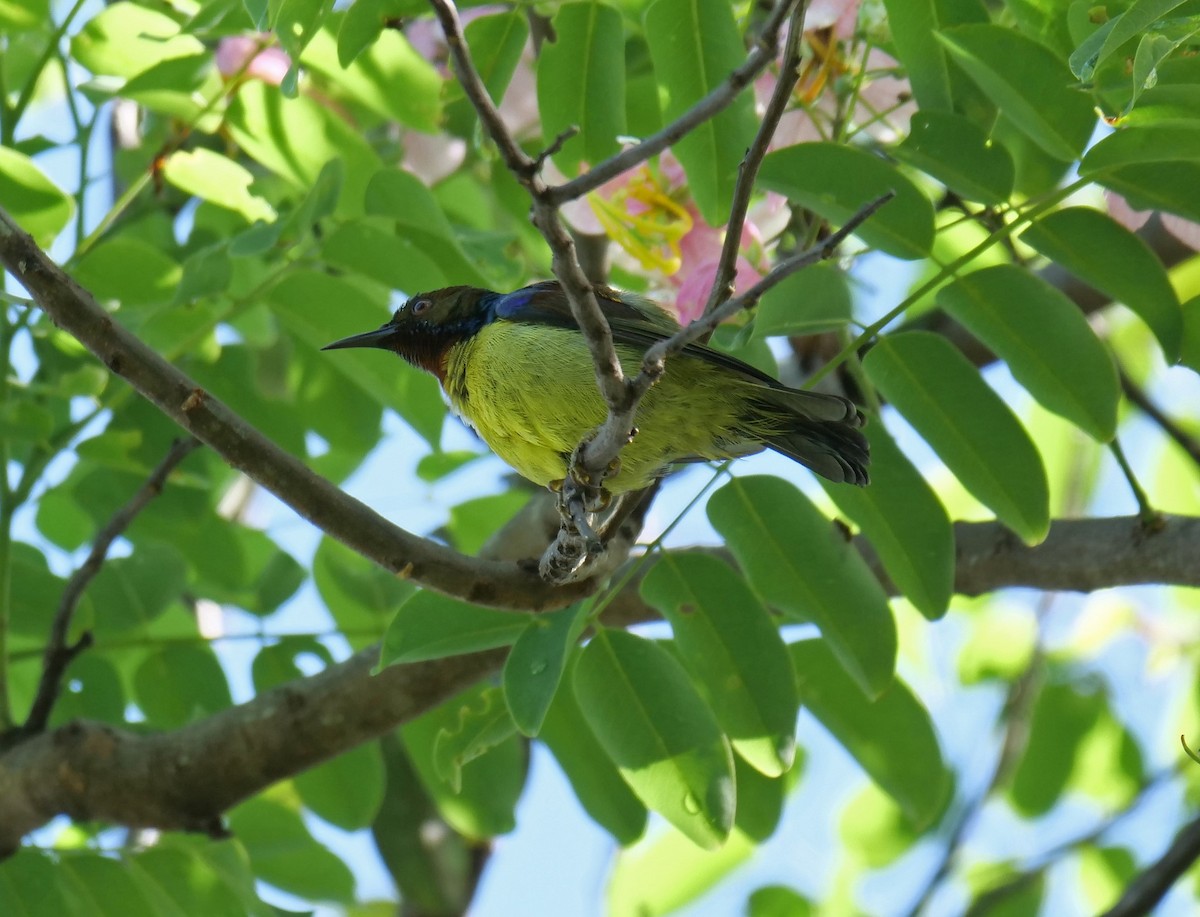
[753,390,870,485]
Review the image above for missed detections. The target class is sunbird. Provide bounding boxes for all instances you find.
[324,282,869,493]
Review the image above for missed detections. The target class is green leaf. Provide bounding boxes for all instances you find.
[0,147,73,247]
[89,544,188,635]
[118,54,224,124]
[379,590,533,667]
[313,535,414,643]
[51,655,126,726]
[432,685,518,791]
[251,638,335,692]
[1011,679,1144,815]
[271,0,330,96]
[644,0,757,225]
[790,639,951,827]
[0,0,48,29]
[162,149,276,224]
[174,244,233,305]
[538,2,626,174]
[228,796,356,903]
[337,0,383,65]
[839,783,918,867]
[295,742,386,830]
[753,263,852,337]
[226,81,380,217]
[574,629,735,849]
[403,683,526,838]
[446,11,529,129]
[73,237,181,309]
[268,270,445,445]
[58,853,159,917]
[747,886,814,917]
[1098,160,1200,224]
[1184,294,1200,374]
[133,644,233,728]
[415,449,484,482]
[0,399,53,444]
[957,605,1037,684]
[71,2,205,80]
[895,110,1015,205]
[0,850,92,914]
[1021,206,1183,362]
[445,490,531,555]
[539,651,648,845]
[733,750,795,842]
[1072,0,1190,81]
[758,143,935,260]
[1130,26,1200,109]
[863,332,1050,544]
[821,422,954,620]
[641,553,799,777]
[881,0,954,111]
[1009,680,1102,815]
[1078,846,1138,913]
[363,168,492,286]
[503,603,586,736]
[937,23,1096,160]
[302,24,443,131]
[707,476,897,697]
[936,264,1120,441]
[608,826,757,916]
[1082,123,1200,174]
[320,220,449,293]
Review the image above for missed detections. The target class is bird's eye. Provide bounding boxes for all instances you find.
[411,298,433,316]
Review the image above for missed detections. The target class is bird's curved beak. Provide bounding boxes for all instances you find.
[321,324,398,352]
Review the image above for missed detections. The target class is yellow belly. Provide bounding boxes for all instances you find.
[442,322,758,491]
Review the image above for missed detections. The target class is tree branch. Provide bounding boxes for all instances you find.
[701,0,809,322]
[0,645,501,856]
[1100,810,1200,917]
[21,437,202,738]
[1,512,1195,852]
[0,205,590,613]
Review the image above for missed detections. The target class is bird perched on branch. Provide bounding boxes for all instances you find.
[324,281,869,494]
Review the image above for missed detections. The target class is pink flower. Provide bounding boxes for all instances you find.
[670,204,765,323]
[216,36,291,86]
[806,0,860,35]
[402,132,467,185]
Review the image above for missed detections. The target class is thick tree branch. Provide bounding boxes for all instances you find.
[21,436,202,737]
[0,645,501,857]
[0,206,588,613]
[2,512,1194,852]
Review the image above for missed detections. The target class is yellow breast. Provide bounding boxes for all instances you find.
[440,320,760,492]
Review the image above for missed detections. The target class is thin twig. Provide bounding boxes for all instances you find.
[428,0,628,418]
[1120,369,1200,470]
[1110,437,1160,528]
[701,0,810,323]
[22,437,202,736]
[638,192,895,392]
[545,0,796,206]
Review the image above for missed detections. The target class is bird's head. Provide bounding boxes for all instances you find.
[322,286,495,378]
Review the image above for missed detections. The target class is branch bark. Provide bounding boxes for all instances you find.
[2,512,1196,852]
[0,206,587,613]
